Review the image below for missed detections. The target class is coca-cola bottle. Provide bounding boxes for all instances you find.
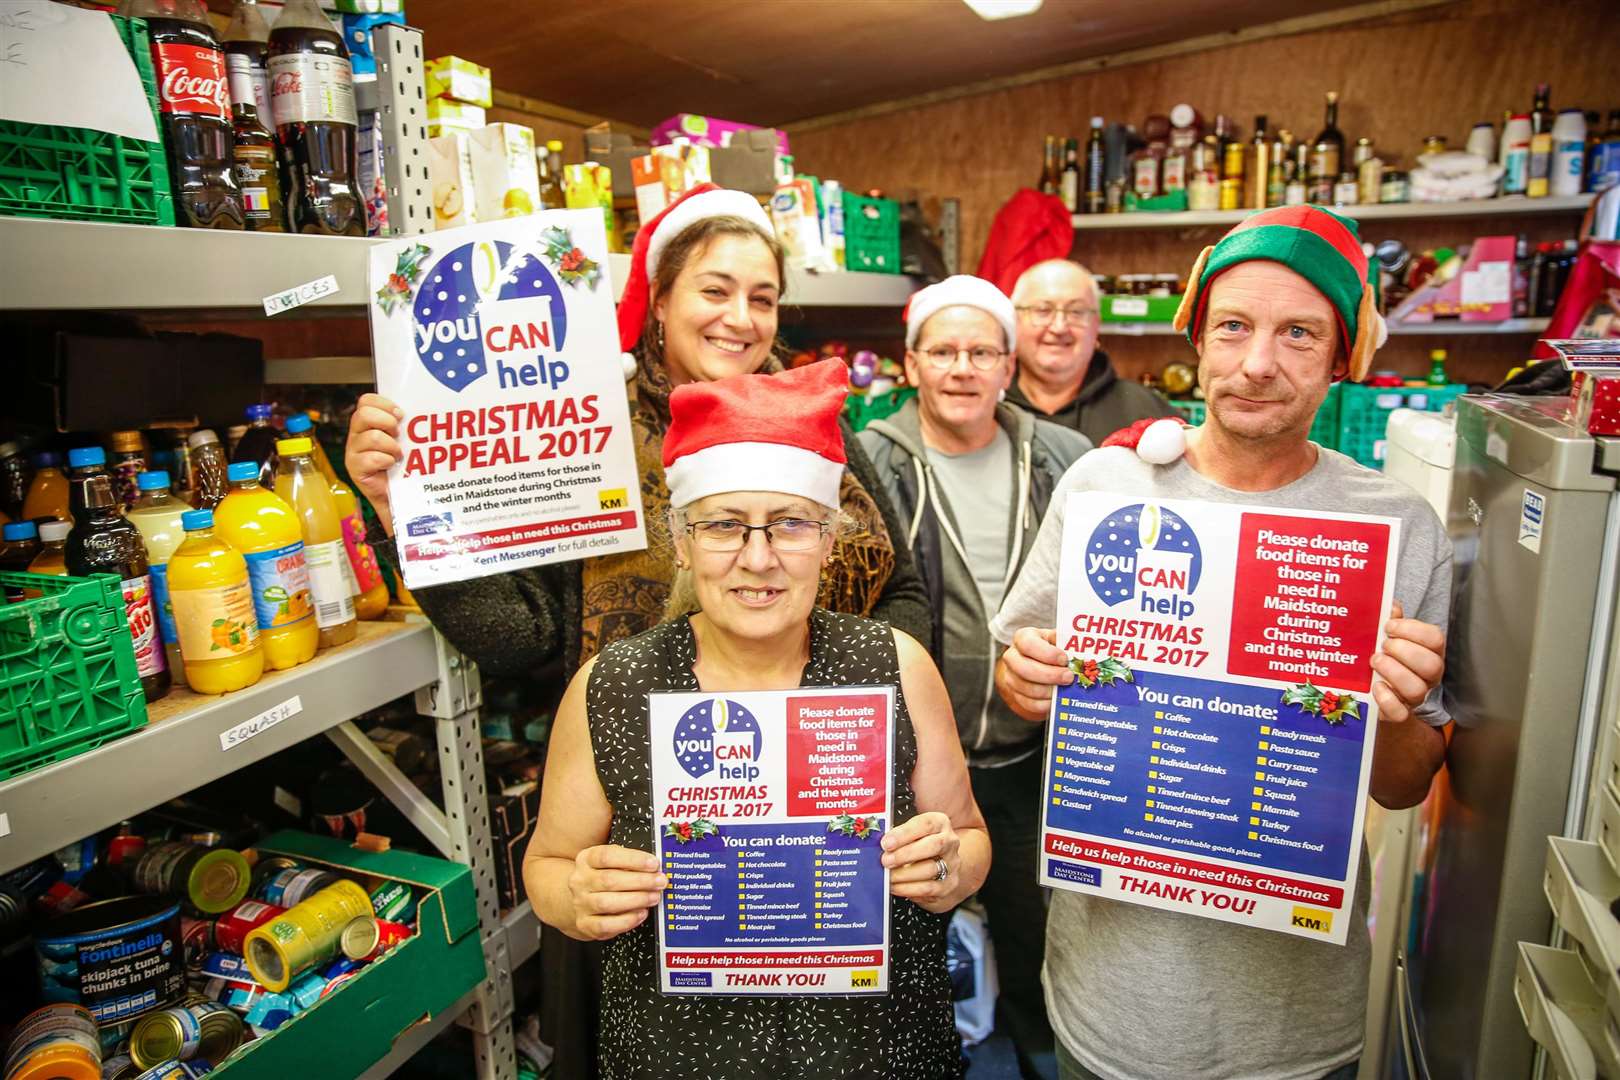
[120,0,244,230]
[269,0,365,235]
[224,1,285,231]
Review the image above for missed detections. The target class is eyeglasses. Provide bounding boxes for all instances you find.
[1016,304,1098,327]
[917,346,1008,371]
[685,518,830,552]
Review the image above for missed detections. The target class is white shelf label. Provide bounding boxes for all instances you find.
[263,275,340,316]
[0,812,9,839]
[220,695,303,751]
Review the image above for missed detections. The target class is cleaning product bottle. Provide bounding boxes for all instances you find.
[1427,348,1449,388]
[67,473,170,701]
[284,413,388,620]
[22,451,70,522]
[128,471,194,685]
[215,461,317,670]
[273,438,356,648]
[168,508,264,694]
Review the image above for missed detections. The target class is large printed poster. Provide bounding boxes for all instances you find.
[649,687,895,995]
[1039,494,1399,944]
[367,210,646,589]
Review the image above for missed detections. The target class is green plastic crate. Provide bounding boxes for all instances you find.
[1309,382,1342,448]
[0,14,175,226]
[842,192,900,274]
[0,571,147,781]
[845,385,916,431]
[212,831,486,1079]
[1335,383,1467,469]
[1169,399,1205,425]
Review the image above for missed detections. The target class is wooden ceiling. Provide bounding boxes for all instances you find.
[404,0,1383,130]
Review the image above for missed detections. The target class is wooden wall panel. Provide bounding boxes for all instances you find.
[791,0,1620,382]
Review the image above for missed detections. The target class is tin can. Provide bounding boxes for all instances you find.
[212,900,284,955]
[256,868,338,909]
[287,969,327,1010]
[3,855,64,901]
[100,1053,137,1080]
[320,969,361,998]
[178,918,215,972]
[247,856,301,898]
[130,1061,212,1080]
[243,880,372,992]
[3,1003,100,1080]
[36,896,185,1024]
[129,1002,241,1070]
[365,879,418,924]
[107,823,146,868]
[339,916,410,962]
[132,843,251,915]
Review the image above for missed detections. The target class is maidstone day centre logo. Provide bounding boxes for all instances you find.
[673,699,764,780]
[1086,503,1204,618]
[413,240,570,393]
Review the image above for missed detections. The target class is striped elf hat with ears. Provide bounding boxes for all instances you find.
[1172,204,1389,383]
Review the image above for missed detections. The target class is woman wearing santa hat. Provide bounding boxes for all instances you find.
[524,358,987,1079]
[346,184,927,674]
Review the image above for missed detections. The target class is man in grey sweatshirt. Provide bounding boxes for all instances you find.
[859,275,1090,1080]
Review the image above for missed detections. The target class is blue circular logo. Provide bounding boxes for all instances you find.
[412,240,569,393]
[673,699,762,780]
[1085,503,1202,607]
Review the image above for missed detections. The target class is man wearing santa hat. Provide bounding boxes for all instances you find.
[859,273,1089,1080]
[990,206,1452,1080]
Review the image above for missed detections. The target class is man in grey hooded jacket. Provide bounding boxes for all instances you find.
[859,275,1090,1079]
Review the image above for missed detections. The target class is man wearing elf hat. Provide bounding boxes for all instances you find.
[989,205,1452,1080]
[860,274,1090,1079]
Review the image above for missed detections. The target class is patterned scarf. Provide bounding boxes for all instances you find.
[578,350,897,665]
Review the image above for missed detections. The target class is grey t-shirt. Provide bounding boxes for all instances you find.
[991,443,1453,1080]
[927,428,1014,616]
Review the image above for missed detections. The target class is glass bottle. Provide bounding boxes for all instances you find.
[1310,91,1345,204]
[67,473,170,701]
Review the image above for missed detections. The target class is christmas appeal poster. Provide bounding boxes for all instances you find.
[367,210,646,589]
[649,687,895,995]
[1038,493,1399,944]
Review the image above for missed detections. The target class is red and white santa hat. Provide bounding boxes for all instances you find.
[616,183,776,370]
[663,357,849,509]
[903,274,1017,349]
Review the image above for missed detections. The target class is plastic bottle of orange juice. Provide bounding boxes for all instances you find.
[215,461,317,670]
[284,413,388,620]
[273,438,356,648]
[168,508,264,694]
[22,451,70,522]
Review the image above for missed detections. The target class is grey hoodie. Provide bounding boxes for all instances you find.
[859,399,1090,766]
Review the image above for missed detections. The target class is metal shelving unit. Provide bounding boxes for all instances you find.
[1071,193,1594,230]
[0,217,917,315]
[1100,317,1553,337]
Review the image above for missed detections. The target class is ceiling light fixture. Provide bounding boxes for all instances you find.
[961,0,1043,19]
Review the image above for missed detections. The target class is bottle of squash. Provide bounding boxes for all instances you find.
[168,508,264,694]
[215,461,318,670]
[273,438,357,648]
[284,412,388,620]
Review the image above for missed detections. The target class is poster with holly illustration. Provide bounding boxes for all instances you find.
[648,686,896,995]
[366,209,645,590]
[1037,493,1399,945]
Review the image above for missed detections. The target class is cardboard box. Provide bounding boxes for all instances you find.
[651,113,790,156]
[208,831,484,1080]
[340,12,403,77]
[490,782,541,910]
[425,55,492,108]
[583,126,646,197]
[771,179,834,272]
[428,132,478,230]
[426,97,486,138]
[709,128,788,195]
[468,122,541,219]
[358,111,389,236]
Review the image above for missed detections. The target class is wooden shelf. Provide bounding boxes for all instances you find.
[1100,317,1551,337]
[1071,194,1593,231]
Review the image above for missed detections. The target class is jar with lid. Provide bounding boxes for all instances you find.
[1333,171,1360,205]
[1188,136,1221,210]
[1149,274,1179,297]
[1380,170,1410,204]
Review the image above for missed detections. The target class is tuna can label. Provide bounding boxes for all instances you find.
[35,899,184,1024]
[2,1003,100,1078]
[132,843,193,897]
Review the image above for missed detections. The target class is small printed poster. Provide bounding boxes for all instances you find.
[1038,493,1399,945]
[649,686,895,995]
[367,209,646,590]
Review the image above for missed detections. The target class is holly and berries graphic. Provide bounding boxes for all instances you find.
[375,242,432,314]
[541,226,602,288]
[1281,681,1361,726]
[663,819,718,845]
[828,814,881,840]
[1068,655,1134,690]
